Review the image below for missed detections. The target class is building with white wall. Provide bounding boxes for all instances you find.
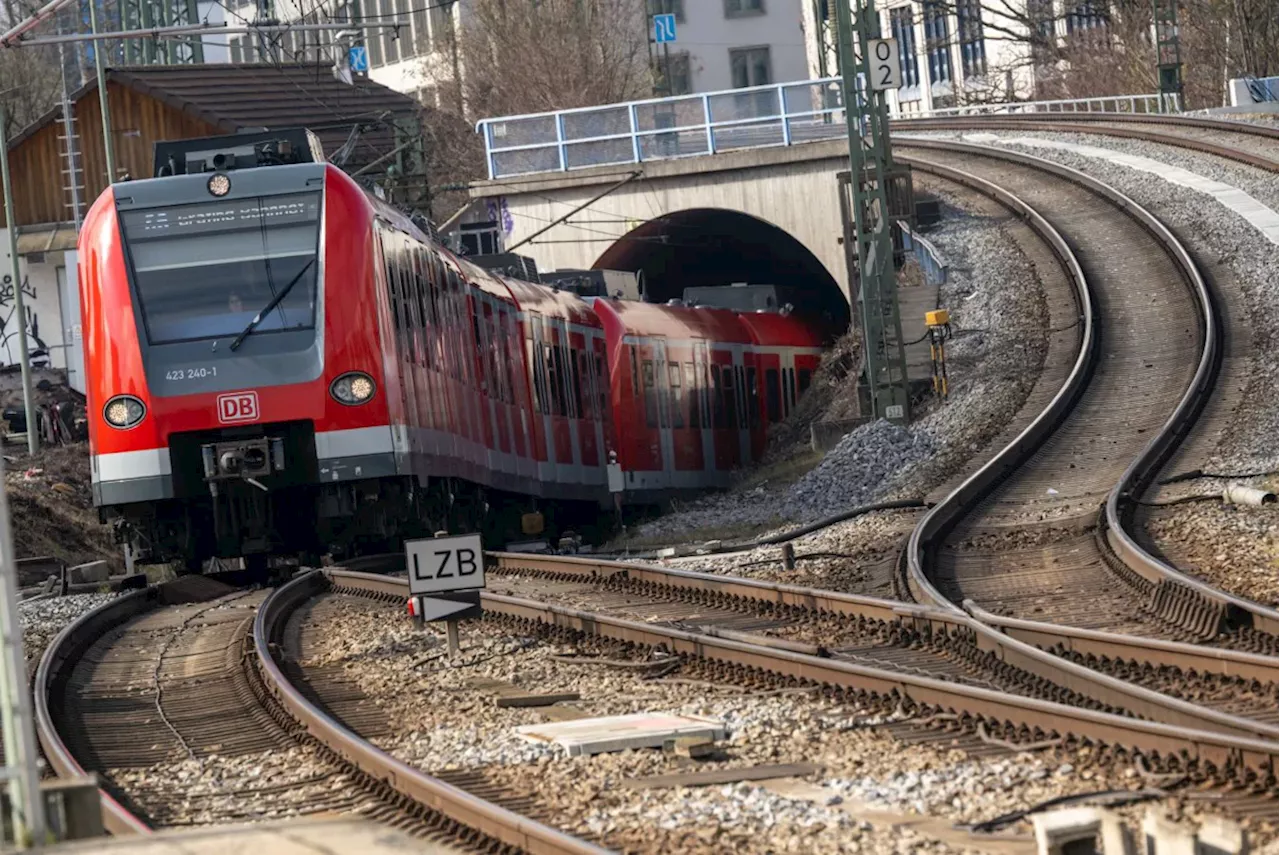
[205,0,462,107]
[646,0,811,95]
[801,0,1113,114]
[0,234,84,393]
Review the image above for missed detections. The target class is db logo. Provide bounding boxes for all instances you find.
[217,391,260,424]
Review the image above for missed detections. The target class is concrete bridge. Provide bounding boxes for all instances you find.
[459,81,1174,335]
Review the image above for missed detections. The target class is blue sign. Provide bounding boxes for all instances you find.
[348,45,369,73]
[653,13,677,43]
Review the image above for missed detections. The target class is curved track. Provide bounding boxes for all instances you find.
[894,139,1278,654]
[35,574,606,853]
[325,568,1278,807]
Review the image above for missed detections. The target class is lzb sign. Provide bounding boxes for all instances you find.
[407,533,485,595]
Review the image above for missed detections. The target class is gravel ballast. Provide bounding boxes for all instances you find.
[297,595,1276,854]
[629,188,1049,544]
[19,592,115,666]
[906,129,1278,602]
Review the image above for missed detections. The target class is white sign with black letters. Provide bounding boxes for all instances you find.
[406,533,485,595]
[868,38,902,91]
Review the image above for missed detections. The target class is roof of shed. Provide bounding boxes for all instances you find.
[8,62,424,174]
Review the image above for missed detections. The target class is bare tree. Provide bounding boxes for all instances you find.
[0,6,63,140]
[453,0,652,118]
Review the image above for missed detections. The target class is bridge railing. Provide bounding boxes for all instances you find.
[476,79,1181,180]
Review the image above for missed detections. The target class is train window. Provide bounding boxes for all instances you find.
[668,362,684,429]
[784,368,795,414]
[684,362,699,429]
[746,366,761,429]
[721,367,737,430]
[710,365,724,429]
[798,368,812,396]
[642,360,658,429]
[544,345,560,416]
[595,354,608,421]
[765,368,781,423]
[574,352,587,419]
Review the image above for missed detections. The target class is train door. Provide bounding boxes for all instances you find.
[526,313,553,481]
[695,343,716,476]
[631,341,664,476]
[546,321,575,476]
[575,332,601,471]
[591,334,609,472]
[652,338,675,485]
[667,345,703,481]
[707,349,737,472]
[734,351,753,466]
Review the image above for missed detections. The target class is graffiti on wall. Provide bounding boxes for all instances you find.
[0,272,49,367]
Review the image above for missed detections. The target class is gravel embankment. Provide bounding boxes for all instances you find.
[301,597,1276,854]
[630,191,1048,544]
[19,592,115,666]
[909,129,1278,601]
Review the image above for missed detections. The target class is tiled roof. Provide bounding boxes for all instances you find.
[110,63,422,173]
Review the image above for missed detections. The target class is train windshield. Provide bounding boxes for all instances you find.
[119,192,321,345]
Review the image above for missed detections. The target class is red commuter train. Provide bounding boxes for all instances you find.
[79,129,825,570]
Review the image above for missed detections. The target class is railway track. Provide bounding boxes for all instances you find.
[34,573,607,853]
[893,113,1280,172]
[890,139,1278,657]
[321,568,1278,812]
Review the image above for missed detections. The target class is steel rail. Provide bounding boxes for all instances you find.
[33,586,165,836]
[489,552,1279,687]
[255,570,610,855]
[890,116,1277,172]
[326,570,1280,781]
[894,139,1280,645]
[905,111,1279,139]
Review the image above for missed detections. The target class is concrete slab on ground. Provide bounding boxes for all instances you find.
[42,816,469,854]
[515,712,727,756]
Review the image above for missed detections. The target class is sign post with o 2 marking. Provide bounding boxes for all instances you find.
[406,532,484,655]
[868,38,901,90]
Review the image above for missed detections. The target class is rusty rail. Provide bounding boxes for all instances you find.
[255,570,609,855]
[326,569,1279,784]
[896,139,1279,646]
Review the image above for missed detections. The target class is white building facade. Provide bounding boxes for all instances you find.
[646,0,812,95]
[196,0,463,107]
[802,0,1050,114]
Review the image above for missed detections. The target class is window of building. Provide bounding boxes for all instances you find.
[654,51,692,96]
[647,0,684,22]
[724,0,764,17]
[428,1,453,48]
[1066,0,1107,32]
[923,0,952,84]
[889,7,920,87]
[956,0,987,77]
[730,46,772,88]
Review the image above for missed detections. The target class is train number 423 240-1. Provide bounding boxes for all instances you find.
[165,367,218,381]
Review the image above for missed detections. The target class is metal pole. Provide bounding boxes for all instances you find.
[0,105,40,457]
[88,0,117,184]
[0,455,46,848]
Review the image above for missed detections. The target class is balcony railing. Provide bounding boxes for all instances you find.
[476,78,1182,180]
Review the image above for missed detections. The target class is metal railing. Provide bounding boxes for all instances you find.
[900,221,947,286]
[475,79,1182,180]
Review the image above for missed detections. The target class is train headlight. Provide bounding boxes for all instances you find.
[207,173,231,197]
[330,372,376,405]
[103,395,146,429]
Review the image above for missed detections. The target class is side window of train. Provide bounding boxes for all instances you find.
[572,351,587,419]
[784,368,795,414]
[529,323,545,415]
[596,354,608,421]
[798,368,812,397]
[746,367,761,429]
[668,362,684,428]
[721,366,737,430]
[765,368,781,423]
[684,362,699,429]
[642,360,658,429]
[710,365,724,429]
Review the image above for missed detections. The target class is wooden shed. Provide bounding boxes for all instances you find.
[1,61,428,248]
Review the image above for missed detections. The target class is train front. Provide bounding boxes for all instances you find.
[80,131,391,571]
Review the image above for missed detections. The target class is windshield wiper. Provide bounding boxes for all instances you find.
[229,258,316,352]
